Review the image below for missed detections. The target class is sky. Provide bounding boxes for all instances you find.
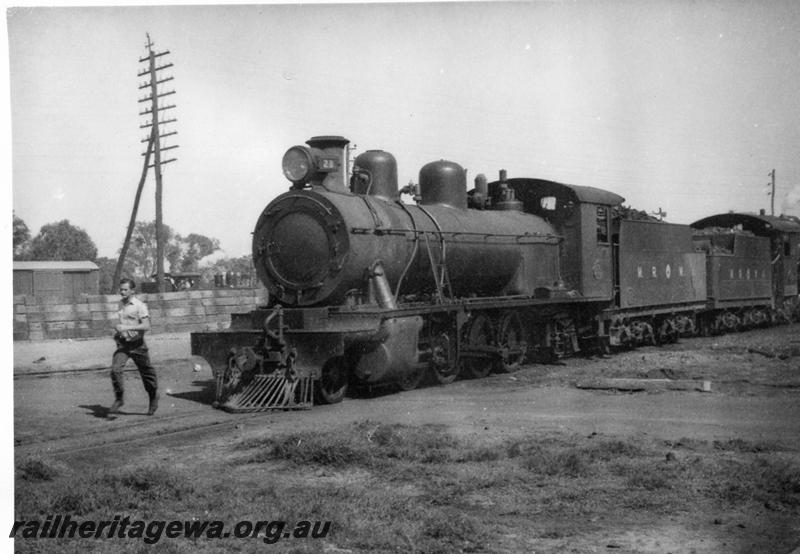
[6,1,800,262]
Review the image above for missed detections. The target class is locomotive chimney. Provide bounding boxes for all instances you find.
[306,135,350,192]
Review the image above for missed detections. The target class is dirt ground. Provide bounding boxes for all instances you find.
[13,323,800,553]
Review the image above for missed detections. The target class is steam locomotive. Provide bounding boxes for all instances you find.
[190,135,800,411]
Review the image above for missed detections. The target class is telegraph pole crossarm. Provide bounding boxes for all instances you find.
[140,118,177,129]
[138,76,174,90]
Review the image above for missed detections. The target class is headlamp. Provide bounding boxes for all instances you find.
[282,146,316,184]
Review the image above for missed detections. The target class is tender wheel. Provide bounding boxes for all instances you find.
[397,364,425,391]
[721,311,741,331]
[611,320,633,350]
[549,318,576,358]
[656,319,677,345]
[460,314,495,379]
[675,314,696,337]
[711,314,725,335]
[316,356,348,404]
[496,312,525,373]
[430,330,459,384]
[620,325,633,349]
[631,320,656,346]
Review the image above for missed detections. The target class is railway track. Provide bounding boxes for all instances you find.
[13,361,183,380]
[15,324,799,461]
[15,405,270,460]
[14,364,276,459]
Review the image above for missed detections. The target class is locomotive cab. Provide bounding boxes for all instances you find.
[484,178,623,301]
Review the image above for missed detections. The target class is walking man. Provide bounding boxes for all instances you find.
[109,278,159,415]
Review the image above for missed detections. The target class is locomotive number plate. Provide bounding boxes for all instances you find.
[318,157,337,171]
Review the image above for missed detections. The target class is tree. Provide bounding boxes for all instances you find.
[30,219,98,261]
[180,233,221,272]
[122,220,182,281]
[96,256,130,294]
[13,213,31,260]
[120,221,220,281]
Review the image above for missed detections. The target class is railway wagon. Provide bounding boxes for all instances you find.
[692,228,773,331]
[607,219,707,345]
[692,212,800,327]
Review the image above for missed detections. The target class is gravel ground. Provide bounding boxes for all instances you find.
[12,323,800,553]
[13,332,194,374]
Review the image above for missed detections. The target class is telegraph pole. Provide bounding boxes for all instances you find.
[117,34,178,291]
[137,33,178,292]
[768,169,776,216]
[113,130,155,288]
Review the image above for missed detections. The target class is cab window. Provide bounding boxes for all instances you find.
[596,206,609,243]
[539,196,557,211]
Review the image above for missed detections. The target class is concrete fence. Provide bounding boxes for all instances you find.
[13,288,269,341]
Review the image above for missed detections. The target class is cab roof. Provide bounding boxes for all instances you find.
[489,178,625,207]
[691,212,800,235]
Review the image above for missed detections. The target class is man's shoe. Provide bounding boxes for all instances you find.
[109,399,124,414]
[147,393,159,416]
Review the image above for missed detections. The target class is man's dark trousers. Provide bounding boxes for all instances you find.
[111,340,158,400]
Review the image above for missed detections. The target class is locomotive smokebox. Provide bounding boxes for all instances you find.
[351,150,399,200]
[419,160,467,209]
[253,190,352,306]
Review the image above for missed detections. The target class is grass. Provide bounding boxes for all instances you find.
[237,421,464,466]
[15,425,800,553]
[16,463,196,518]
[16,457,64,483]
[707,455,800,506]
